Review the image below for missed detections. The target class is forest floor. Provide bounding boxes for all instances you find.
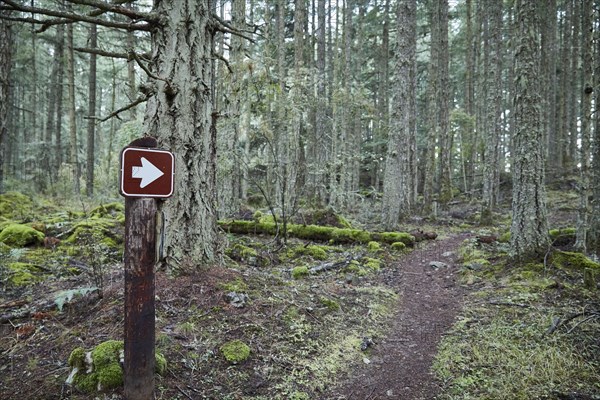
[326,233,469,399]
[1,189,599,399]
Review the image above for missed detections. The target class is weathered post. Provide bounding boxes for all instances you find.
[120,137,174,400]
[124,197,157,400]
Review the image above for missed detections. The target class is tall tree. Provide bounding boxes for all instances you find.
[144,0,220,271]
[0,14,11,194]
[86,23,97,197]
[481,0,503,224]
[575,0,593,251]
[66,19,80,194]
[589,0,600,257]
[381,0,416,229]
[510,0,549,261]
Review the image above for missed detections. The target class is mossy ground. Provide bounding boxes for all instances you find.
[434,234,600,399]
[0,194,405,400]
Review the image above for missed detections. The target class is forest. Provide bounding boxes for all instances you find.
[0,0,599,399]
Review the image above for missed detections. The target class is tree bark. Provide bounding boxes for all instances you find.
[144,0,219,272]
[510,0,549,261]
[381,0,416,229]
[86,23,97,197]
[588,0,600,257]
[66,19,80,195]
[0,14,12,194]
[575,0,592,251]
[481,0,502,224]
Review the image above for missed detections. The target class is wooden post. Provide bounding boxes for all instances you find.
[124,197,157,400]
[123,138,159,400]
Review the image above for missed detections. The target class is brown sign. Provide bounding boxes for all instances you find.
[120,147,174,198]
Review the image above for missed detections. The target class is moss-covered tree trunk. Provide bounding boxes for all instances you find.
[510,0,549,261]
[0,14,11,194]
[144,0,219,272]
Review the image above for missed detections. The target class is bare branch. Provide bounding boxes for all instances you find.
[74,46,150,60]
[132,52,173,91]
[212,51,233,74]
[34,0,134,32]
[0,0,153,32]
[65,0,157,22]
[211,13,255,43]
[92,95,150,123]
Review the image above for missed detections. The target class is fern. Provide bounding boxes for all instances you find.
[54,287,98,312]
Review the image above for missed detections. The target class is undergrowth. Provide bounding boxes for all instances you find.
[434,237,600,400]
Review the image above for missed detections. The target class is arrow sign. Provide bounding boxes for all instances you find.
[120,147,174,198]
[132,157,165,188]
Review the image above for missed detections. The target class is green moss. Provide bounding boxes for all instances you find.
[363,257,382,272]
[89,202,124,219]
[292,266,309,279]
[390,241,406,251]
[367,241,381,252]
[0,224,44,247]
[68,347,86,369]
[549,227,576,239]
[155,352,167,375]
[253,210,263,222]
[498,232,511,243]
[286,244,329,260]
[319,296,340,311]
[331,228,372,244]
[219,277,248,293]
[551,251,600,271]
[220,339,251,364]
[67,340,166,393]
[64,217,119,245]
[8,262,43,286]
[373,232,415,245]
[0,192,33,221]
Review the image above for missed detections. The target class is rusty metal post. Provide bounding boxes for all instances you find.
[123,137,160,400]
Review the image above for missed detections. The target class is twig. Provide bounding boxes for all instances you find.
[488,300,530,308]
[566,313,600,334]
[176,385,194,400]
[92,95,150,123]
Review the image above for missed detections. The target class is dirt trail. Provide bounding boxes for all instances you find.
[327,233,470,400]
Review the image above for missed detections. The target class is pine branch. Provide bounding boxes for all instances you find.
[0,0,153,32]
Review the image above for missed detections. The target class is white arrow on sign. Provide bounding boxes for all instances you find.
[131,157,164,188]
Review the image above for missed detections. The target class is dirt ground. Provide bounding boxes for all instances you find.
[327,234,469,400]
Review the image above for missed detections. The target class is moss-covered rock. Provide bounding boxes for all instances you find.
[551,251,600,271]
[367,241,381,252]
[390,242,406,251]
[363,257,382,272]
[0,224,44,247]
[319,296,340,311]
[67,340,166,393]
[89,202,124,219]
[64,217,121,247]
[373,232,415,245]
[286,244,329,261]
[220,339,251,364]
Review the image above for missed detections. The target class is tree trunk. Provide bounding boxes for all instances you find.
[588,0,600,257]
[86,24,97,197]
[481,0,503,224]
[542,0,559,179]
[381,0,416,229]
[575,0,592,251]
[567,0,580,173]
[144,0,219,272]
[436,0,451,206]
[510,0,549,261]
[423,0,439,214]
[0,15,12,194]
[66,21,80,195]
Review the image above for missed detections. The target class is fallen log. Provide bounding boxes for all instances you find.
[218,220,420,247]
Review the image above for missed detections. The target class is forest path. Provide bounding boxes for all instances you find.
[327,233,470,399]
